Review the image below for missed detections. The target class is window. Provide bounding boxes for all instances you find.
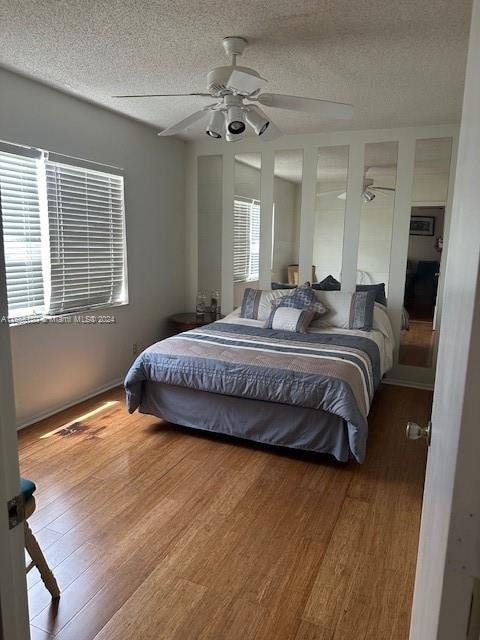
[0,146,127,323]
[0,151,45,319]
[234,197,260,284]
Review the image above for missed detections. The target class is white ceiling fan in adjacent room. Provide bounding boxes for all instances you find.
[318,177,396,203]
[113,36,354,141]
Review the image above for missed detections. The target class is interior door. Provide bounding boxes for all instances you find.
[409,2,480,637]
[0,196,30,637]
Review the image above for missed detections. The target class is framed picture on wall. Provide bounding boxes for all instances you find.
[410,216,435,236]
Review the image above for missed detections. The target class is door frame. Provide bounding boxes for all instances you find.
[409,0,480,637]
[0,200,30,637]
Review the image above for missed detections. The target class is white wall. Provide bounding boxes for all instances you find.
[198,155,222,295]
[272,177,300,283]
[0,68,186,427]
[313,181,347,283]
[357,173,397,289]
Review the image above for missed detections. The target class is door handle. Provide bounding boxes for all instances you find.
[406,421,432,446]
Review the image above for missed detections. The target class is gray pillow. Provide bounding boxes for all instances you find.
[356,283,387,306]
[349,290,376,331]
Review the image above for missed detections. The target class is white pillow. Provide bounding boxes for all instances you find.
[310,291,354,329]
[240,288,292,321]
[264,306,315,333]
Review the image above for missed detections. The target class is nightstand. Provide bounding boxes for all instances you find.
[169,312,222,334]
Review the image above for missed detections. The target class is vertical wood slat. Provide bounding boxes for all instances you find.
[341,140,365,292]
[259,149,274,290]
[298,145,317,284]
[221,151,234,313]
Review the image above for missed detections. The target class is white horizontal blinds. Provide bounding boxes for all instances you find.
[45,161,126,314]
[233,197,260,284]
[0,151,45,319]
[249,199,260,281]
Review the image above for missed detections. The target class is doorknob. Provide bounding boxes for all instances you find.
[406,421,431,445]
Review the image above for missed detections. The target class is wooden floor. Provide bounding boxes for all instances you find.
[19,384,431,640]
[399,320,435,368]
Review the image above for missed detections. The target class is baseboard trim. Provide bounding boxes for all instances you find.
[382,378,434,391]
[16,377,124,430]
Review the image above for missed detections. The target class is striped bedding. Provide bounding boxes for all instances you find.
[125,322,382,462]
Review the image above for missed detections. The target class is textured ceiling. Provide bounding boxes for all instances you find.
[0,0,472,139]
[237,138,453,182]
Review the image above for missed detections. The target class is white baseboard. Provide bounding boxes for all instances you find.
[382,378,434,391]
[16,377,124,431]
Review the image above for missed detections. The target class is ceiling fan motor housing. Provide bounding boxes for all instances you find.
[207,66,262,97]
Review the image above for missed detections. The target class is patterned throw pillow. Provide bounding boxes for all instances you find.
[264,306,315,333]
[271,282,328,317]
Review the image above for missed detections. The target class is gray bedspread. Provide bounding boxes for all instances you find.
[125,322,381,463]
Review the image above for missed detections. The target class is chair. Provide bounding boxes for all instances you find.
[21,478,60,599]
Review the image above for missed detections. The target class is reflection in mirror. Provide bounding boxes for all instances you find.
[197,156,222,313]
[271,150,302,287]
[399,137,453,368]
[314,146,349,286]
[357,141,398,291]
[233,153,261,307]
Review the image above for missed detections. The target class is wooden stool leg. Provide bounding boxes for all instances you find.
[24,520,60,599]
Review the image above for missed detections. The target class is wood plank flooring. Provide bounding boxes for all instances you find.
[18,384,430,640]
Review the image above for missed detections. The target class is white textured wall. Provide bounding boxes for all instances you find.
[0,68,186,427]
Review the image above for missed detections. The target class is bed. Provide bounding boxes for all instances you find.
[125,304,394,463]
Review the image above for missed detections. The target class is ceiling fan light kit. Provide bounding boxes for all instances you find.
[114,36,354,142]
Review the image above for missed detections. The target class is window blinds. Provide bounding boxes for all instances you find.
[45,161,127,314]
[0,151,44,319]
[233,197,260,284]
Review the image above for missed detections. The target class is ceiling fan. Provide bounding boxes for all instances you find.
[113,36,354,142]
[318,177,396,203]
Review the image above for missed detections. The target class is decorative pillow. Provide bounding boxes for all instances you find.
[312,275,341,291]
[240,288,292,321]
[264,306,315,333]
[271,282,297,290]
[271,282,328,317]
[311,290,375,331]
[312,277,386,306]
[349,290,376,331]
[356,283,387,307]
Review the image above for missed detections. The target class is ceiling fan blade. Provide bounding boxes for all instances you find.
[260,118,283,141]
[256,93,353,119]
[226,70,267,96]
[157,108,212,136]
[372,186,396,192]
[113,92,212,98]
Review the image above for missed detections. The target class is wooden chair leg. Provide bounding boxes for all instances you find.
[24,520,60,599]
